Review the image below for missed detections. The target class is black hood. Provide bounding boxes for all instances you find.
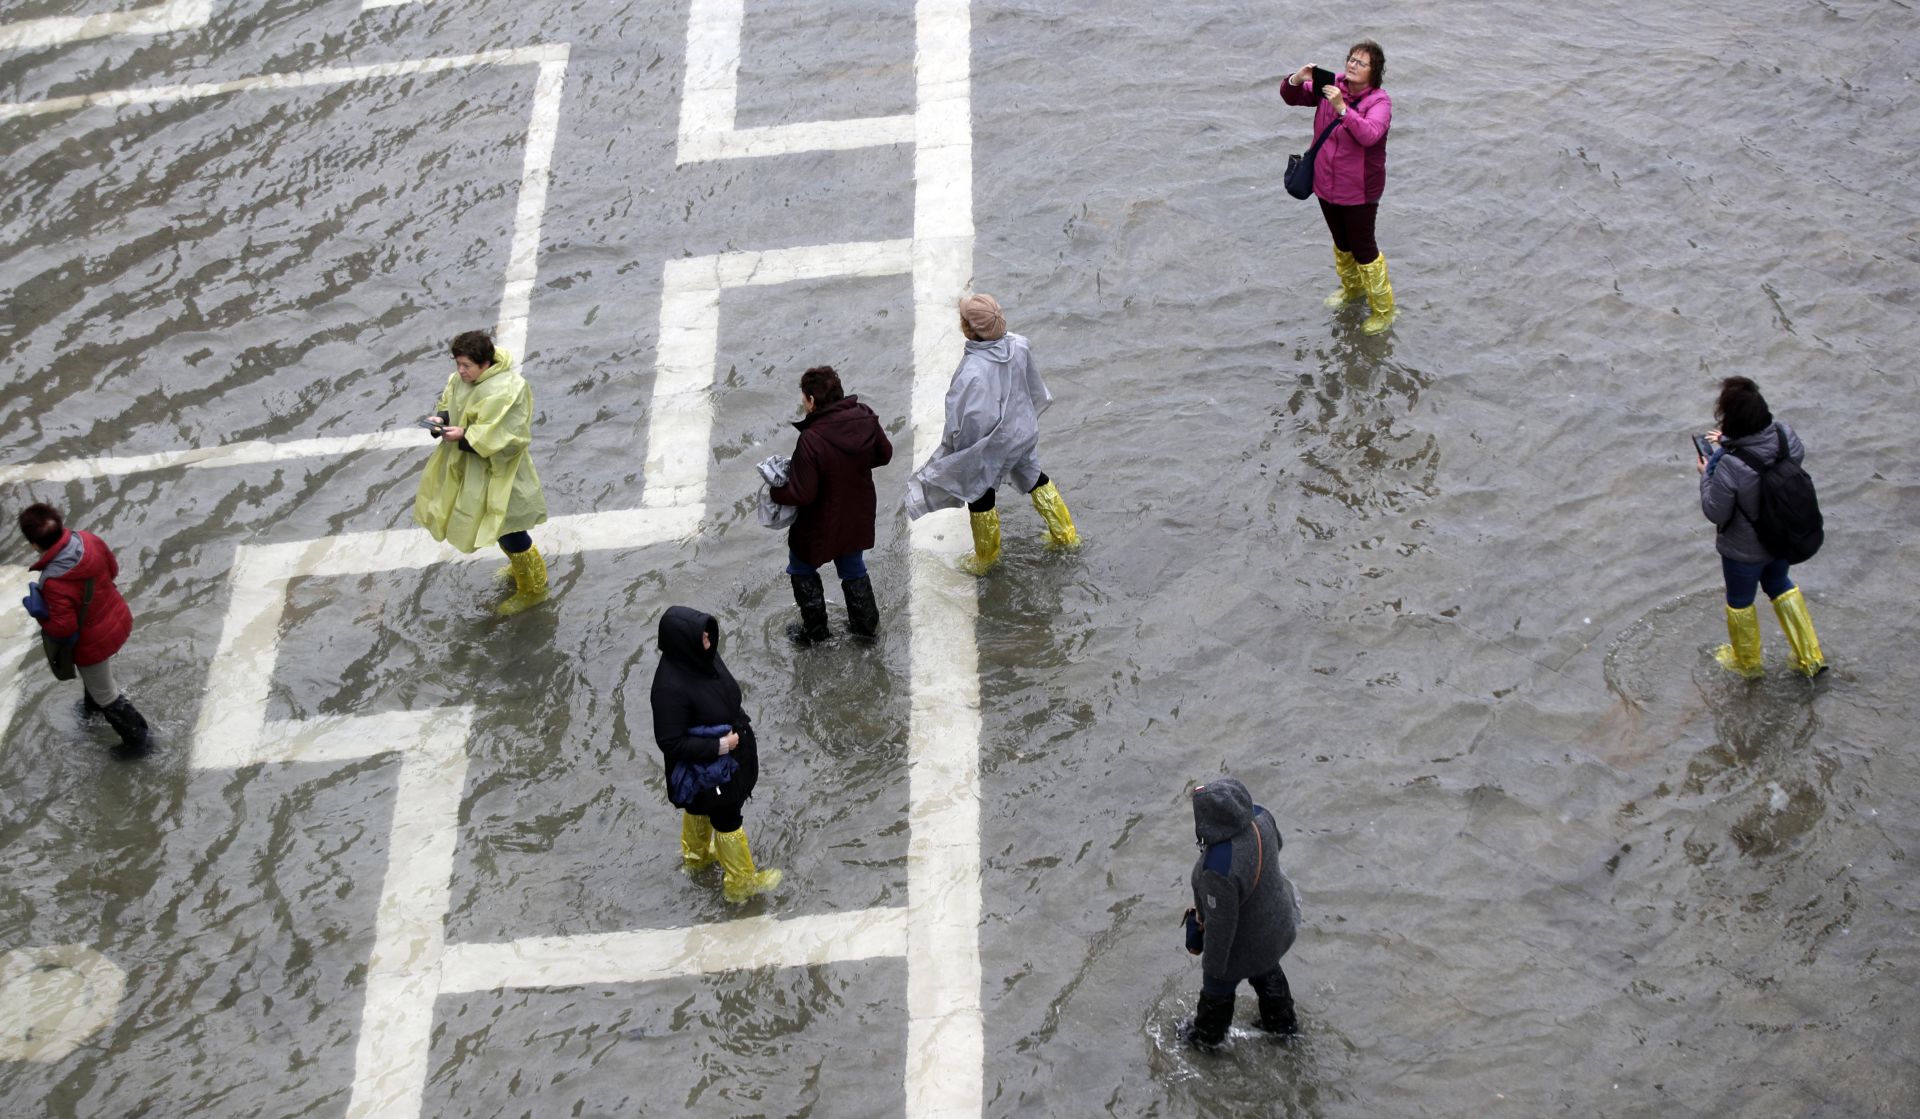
[1192,777,1255,844]
[658,605,720,675]
[792,396,885,455]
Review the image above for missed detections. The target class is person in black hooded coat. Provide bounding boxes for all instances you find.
[649,605,782,903]
[1182,776,1301,1048]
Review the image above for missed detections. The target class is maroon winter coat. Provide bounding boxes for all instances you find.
[30,529,134,667]
[770,396,894,567]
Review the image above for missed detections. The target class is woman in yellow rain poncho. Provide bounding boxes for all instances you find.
[413,330,551,615]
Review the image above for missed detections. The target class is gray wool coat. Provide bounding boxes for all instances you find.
[1189,778,1299,982]
[1700,420,1805,564]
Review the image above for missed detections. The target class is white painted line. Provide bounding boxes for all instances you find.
[675,0,914,164]
[0,45,569,490]
[0,431,426,487]
[0,566,42,760]
[642,240,912,509]
[440,907,910,993]
[0,0,208,53]
[904,2,982,1115]
[359,0,421,10]
[190,505,700,770]
[0,44,569,121]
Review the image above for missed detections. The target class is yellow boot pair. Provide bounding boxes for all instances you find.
[1716,589,1829,679]
[712,828,782,904]
[1324,249,1366,307]
[498,545,550,616]
[680,812,716,875]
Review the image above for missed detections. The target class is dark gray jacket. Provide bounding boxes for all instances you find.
[1189,778,1299,982]
[1700,420,1805,564]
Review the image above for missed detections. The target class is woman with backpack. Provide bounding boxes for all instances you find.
[1697,376,1826,678]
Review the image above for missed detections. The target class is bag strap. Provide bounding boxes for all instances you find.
[1250,811,1266,892]
[1305,116,1342,160]
[76,578,93,633]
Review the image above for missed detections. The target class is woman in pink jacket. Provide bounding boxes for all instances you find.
[1281,40,1396,335]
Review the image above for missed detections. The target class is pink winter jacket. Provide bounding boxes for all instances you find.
[1279,75,1391,205]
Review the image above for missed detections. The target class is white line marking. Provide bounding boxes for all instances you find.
[0,0,208,53]
[675,0,913,164]
[0,45,569,487]
[0,431,426,486]
[441,908,910,992]
[642,239,913,509]
[904,1,980,1114]
[0,566,41,767]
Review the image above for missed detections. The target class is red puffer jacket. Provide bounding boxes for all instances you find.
[30,529,134,666]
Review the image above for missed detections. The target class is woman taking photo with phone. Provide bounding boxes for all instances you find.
[1281,40,1396,335]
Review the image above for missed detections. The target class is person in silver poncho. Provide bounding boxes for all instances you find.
[905,293,1080,574]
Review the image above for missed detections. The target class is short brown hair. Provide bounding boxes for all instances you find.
[19,503,64,551]
[800,365,844,407]
[1714,376,1773,441]
[449,330,497,368]
[1348,40,1385,88]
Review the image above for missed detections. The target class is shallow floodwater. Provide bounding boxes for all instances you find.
[2,0,1918,1116]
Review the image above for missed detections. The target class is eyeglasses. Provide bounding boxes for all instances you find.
[1346,56,1371,68]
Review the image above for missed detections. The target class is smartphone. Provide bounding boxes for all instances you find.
[1312,66,1339,92]
[1691,433,1713,460]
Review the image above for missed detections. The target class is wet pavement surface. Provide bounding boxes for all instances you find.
[3,0,1919,1115]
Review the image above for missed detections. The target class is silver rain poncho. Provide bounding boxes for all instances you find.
[905,333,1053,519]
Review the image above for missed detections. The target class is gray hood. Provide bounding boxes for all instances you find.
[1192,777,1254,844]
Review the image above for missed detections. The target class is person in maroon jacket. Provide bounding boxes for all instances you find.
[769,365,894,644]
[18,503,150,757]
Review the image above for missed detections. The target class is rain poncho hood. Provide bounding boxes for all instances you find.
[412,349,549,552]
[906,333,1052,518]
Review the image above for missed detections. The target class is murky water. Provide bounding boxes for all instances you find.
[4,0,1919,1115]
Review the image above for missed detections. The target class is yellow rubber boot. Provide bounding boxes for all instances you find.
[1770,587,1828,678]
[497,545,550,616]
[1357,254,1398,336]
[1324,248,1366,307]
[680,812,716,875]
[1028,480,1080,550]
[1714,604,1765,679]
[958,509,1002,576]
[712,828,782,904]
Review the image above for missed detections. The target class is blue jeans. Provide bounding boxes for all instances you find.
[787,550,866,579]
[1722,555,1792,609]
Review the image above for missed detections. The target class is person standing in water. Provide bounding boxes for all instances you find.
[1282,40,1396,335]
[19,503,150,758]
[1182,777,1301,1049]
[413,330,551,615]
[905,293,1079,574]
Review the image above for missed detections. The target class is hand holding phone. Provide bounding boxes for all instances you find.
[1691,433,1713,460]
[1312,66,1339,93]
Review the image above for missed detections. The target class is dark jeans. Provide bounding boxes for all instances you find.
[787,550,866,579]
[1202,964,1292,1001]
[498,531,533,554]
[967,472,1050,514]
[1318,199,1380,264]
[1721,555,1793,609]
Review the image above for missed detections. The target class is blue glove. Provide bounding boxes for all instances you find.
[22,582,48,621]
[687,724,733,737]
[1183,907,1204,955]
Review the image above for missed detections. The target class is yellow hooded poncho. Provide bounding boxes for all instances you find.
[412,349,549,552]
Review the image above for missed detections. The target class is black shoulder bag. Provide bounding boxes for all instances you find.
[1285,114,1343,200]
[43,579,93,681]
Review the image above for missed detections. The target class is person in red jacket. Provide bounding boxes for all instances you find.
[769,365,894,644]
[18,503,150,757]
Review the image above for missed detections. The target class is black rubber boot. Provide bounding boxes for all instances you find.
[1182,992,1235,1051]
[785,574,831,645]
[1250,968,1298,1037]
[78,691,107,721]
[842,576,879,639]
[101,696,152,759]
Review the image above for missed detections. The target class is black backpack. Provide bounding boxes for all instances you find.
[1724,427,1823,564]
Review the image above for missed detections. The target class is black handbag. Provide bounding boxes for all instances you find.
[1284,116,1343,200]
[42,578,92,681]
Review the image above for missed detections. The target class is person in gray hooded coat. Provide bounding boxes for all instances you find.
[1183,776,1300,1048]
[904,293,1079,574]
